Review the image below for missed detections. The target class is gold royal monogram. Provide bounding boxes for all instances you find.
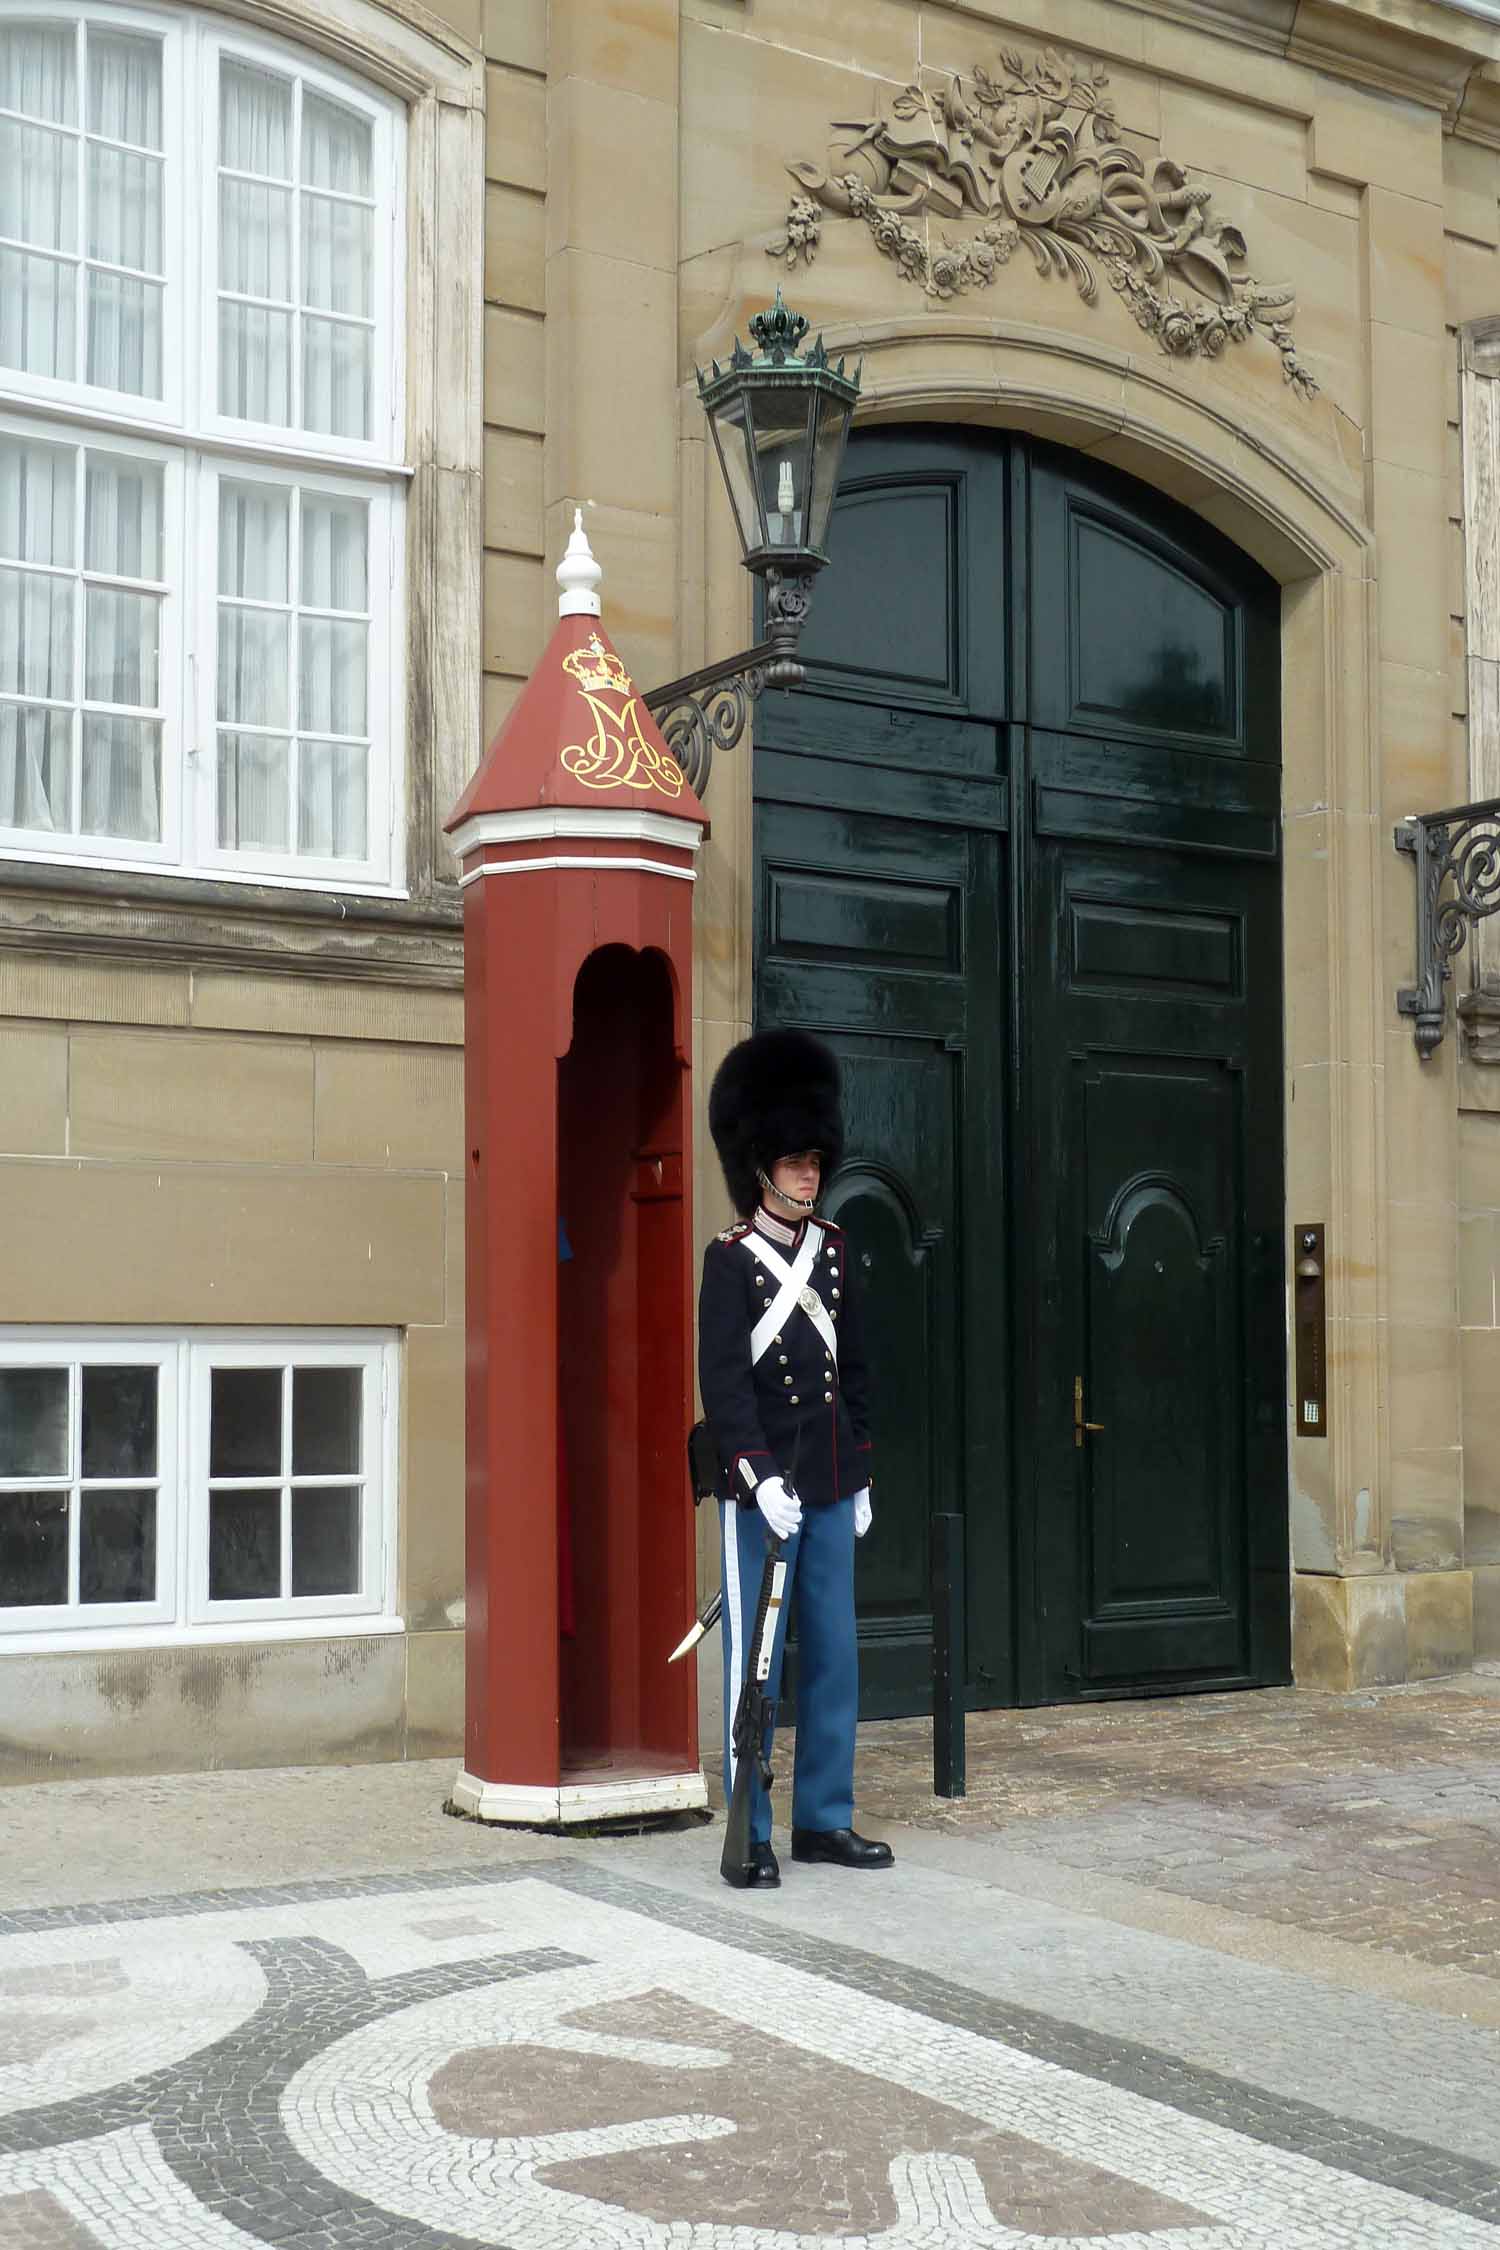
[560,634,685,798]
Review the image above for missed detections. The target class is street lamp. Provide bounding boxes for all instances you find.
[644,290,861,793]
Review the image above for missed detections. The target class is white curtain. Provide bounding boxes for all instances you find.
[0,438,163,842]
[216,479,289,850]
[219,62,293,426]
[215,482,368,858]
[80,451,162,842]
[0,437,73,832]
[0,26,78,384]
[218,63,372,438]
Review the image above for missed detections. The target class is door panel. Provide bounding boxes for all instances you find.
[755,791,1006,1710]
[1029,444,1279,757]
[1028,828,1287,1699]
[1078,1056,1244,1681]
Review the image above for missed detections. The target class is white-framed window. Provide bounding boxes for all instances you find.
[0,1330,398,1646]
[0,2,406,890]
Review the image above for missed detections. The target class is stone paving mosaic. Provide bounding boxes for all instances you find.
[851,1681,1500,1978]
[0,1856,1497,2247]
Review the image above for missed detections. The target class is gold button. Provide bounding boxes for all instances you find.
[784,1375,793,1386]
[779,1353,788,1365]
[790,1394,800,1404]
[832,1288,840,1299]
[764,1297,772,1307]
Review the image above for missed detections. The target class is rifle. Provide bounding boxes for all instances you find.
[720,1522,789,1886]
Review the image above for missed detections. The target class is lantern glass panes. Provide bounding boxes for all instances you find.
[703,389,762,566]
[806,389,855,555]
[747,382,818,555]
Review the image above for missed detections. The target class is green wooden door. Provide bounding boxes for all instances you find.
[752,429,1290,1712]
[1021,448,1289,1697]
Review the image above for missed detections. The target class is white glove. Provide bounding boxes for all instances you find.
[756,1475,802,1541]
[852,1486,873,1539]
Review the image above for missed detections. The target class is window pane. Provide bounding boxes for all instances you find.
[219,176,291,301]
[87,31,162,150]
[0,245,77,381]
[209,1487,280,1599]
[210,1366,282,1475]
[81,1365,157,1477]
[86,270,162,398]
[301,194,370,318]
[80,715,160,840]
[0,569,73,700]
[302,317,371,441]
[0,437,74,568]
[217,608,289,728]
[0,704,69,831]
[0,23,76,125]
[301,92,371,195]
[219,301,292,425]
[291,1486,358,1596]
[299,616,365,735]
[300,495,366,611]
[0,1491,68,1606]
[85,454,163,580]
[0,1367,68,1477]
[89,145,163,273]
[79,1487,155,1603]
[0,116,78,252]
[292,1367,360,1473]
[85,586,159,706]
[220,60,291,179]
[298,741,366,859]
[218,481,289,601]
[217,731,289,851]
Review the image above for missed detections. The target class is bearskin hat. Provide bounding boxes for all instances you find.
[708,1028,844,1219]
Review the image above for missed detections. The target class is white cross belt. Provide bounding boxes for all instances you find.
[743,1223,839,1367]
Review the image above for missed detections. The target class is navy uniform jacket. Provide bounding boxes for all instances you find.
[698,1215,872,1509]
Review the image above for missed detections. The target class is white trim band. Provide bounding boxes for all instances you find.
[449,807,704,859]
[450,1768,708,1825]
[458,854,696,886]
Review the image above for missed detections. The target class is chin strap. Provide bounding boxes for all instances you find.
[756,1166,817,1216]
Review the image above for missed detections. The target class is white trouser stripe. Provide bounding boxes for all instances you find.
[723,1504,743,1793]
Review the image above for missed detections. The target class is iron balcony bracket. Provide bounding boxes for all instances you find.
[1395,793,1500,1058]
[643,568,816,797]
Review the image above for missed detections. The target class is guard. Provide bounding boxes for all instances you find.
[699,1028,895,1889]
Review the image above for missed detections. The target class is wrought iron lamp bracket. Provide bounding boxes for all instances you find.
[1395,793,1500,1058]
[643,568,816,798]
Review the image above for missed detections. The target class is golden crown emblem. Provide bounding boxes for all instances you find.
[562,632,633,698]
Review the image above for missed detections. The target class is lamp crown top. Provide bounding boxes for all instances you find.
[747,287,809,365]
[556,506,602,617]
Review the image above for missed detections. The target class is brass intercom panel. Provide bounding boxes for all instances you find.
[1294,1223,1326,1438]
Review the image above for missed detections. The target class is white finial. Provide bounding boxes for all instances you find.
[556,506,602,617]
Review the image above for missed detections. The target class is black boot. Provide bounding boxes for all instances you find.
[723,1839,781,1890]
[791,1827,894,1869]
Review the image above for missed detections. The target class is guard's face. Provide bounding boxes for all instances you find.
[770,1151,822,1204]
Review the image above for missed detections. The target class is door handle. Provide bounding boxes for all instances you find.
[1073,1375,1104,1448]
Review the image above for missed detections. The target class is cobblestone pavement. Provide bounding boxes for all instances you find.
[850,1669,1500,1981]
[2,1680,1500,2247]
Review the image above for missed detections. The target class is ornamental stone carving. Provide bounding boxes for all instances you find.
[769,45,1317,397]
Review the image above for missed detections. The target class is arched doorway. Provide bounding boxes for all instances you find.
[754,427,1291,1711]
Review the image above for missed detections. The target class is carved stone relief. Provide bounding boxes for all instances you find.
[769,45,1317,397]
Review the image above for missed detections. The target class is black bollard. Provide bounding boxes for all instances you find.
[931,1511,966,1799]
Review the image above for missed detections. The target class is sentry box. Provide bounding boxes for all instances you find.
[445,518,709,1825]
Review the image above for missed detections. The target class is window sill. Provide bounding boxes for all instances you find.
[0,859,463,986]
[0,1614,407,1657]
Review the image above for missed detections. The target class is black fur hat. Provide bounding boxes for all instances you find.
[709,1029,844,1219]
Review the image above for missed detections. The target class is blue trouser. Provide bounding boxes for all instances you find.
[720,1496,858,1846]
